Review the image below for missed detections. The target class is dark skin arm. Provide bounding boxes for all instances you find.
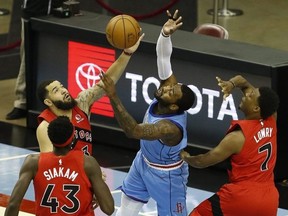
[216,75,256,99]
[98,73,182,146]
[84,155,114,215]
[4,154,39,216]
[181,129,245,168]
[181,75,255,168]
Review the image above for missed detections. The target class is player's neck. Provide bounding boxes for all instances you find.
[51,108,73,120]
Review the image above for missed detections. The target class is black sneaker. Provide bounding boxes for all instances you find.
[6,108,27,120]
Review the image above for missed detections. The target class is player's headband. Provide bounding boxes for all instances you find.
[53,127,75,147]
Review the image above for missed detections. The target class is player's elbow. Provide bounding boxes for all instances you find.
[125,131,136,139]
[101,203,115,215]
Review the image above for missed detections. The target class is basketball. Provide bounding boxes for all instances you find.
[105,14,141,49]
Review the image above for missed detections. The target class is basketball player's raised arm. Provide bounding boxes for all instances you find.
[156,9,183,85]
[76,33,145,115]
[216,75,256,100]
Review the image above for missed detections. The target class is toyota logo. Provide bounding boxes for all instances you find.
[75,63,103,90]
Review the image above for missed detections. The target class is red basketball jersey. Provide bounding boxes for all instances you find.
[33,151,94,215]
[190,116,279,216]
[38,106,93,155]
[226,116,277,183]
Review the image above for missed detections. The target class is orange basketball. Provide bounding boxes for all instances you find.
[106,14,141,49]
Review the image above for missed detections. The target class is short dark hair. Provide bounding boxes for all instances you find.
[48,116,74,147]
[176,85,195,112]
[258,87,279,119]
[37,80,55,104]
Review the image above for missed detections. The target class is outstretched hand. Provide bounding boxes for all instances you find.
[97,72,117,98]
[162,9,183,36]
[216,76,234,100]
[124,32,145,54]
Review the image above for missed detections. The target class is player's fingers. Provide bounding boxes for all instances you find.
[175,16,182,23]
[166,10,172,18]
[223,93,230,100]
[173,9,179,19]
[138,33,145,41]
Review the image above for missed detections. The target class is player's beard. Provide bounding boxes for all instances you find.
[53,98,77,110]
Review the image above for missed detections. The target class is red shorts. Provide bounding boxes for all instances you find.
[190,182,279,216]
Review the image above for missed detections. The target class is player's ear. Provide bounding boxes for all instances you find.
[253,105,260,113]
[44,99,52,107]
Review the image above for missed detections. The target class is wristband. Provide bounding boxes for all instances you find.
[229,80,236,88]
[123,50,133,56]
[161,30,169,37]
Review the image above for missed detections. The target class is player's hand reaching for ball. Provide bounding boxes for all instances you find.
[162,9,183,36]
[98,72,117,99]
[123,32,145,55]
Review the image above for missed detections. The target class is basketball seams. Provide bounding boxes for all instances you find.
[105,14,140,49]
[123,16,138,48]
[111,19,118,48]
[121,15,127,50]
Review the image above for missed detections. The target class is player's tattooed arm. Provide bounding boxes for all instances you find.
[76,85,105,115]
[110,96,181,145]
[98,72,181,146]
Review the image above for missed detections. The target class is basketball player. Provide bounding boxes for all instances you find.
[4,116,114,216]
[98,10,195,216]
[36,33,144,154]
[181,75,279,216]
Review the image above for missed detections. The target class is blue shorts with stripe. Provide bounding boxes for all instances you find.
[121,151,189,216]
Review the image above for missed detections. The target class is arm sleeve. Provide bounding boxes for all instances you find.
[156,31,173,80]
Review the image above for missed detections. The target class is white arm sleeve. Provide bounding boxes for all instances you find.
[156,31,173,80]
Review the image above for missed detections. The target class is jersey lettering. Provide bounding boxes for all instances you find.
[43,167,79,181]
[254,127,273,143]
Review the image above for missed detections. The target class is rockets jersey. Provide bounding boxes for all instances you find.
[226,116,277,183]
[140,99,188,164]
[38,106,93,155]
[33,151,94,216]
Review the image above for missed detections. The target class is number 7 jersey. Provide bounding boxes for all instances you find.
[226,116,277,183]
[33,151,95,215]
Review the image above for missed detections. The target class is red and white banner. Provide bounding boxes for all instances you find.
[68,41,116,117]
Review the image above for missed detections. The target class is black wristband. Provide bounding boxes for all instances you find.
[229,80,236,88]
[161,30,169,37]
[123,50,133,56]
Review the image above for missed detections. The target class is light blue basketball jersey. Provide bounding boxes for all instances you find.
[121,99,189,215]
[141,99,188,164]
